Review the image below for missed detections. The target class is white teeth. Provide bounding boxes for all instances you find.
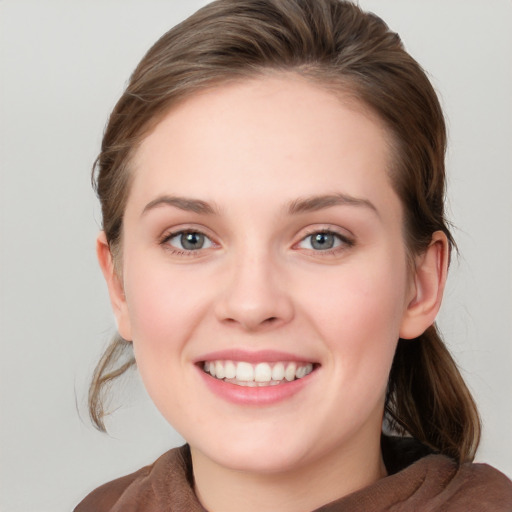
[285,362,296,381]
[254,362,272,382]
[271,362,285,381]
[203,360,315,386]
[296,365,307,379]
[295,363,313,379]
[236,361,254,382]
[224,360,236,379]
[215,361,225,379]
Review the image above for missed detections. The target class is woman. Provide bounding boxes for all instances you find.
[75,0,512,510]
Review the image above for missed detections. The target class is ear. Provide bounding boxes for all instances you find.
[399,231,449,340]
[96,232,133,341]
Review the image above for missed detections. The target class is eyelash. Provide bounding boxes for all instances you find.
[159,228,355,256]
[297,228,355,255]
[159,229,215,256]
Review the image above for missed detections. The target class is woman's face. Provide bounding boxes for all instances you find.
[109,75,417,474]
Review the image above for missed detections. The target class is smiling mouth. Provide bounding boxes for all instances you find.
[202,360,316,387]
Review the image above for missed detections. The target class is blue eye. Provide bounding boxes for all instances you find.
[166,231,213,251]
[298,231,350,251]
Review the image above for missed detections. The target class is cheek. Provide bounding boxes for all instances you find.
[122,267,208,423]
[308,253,406,325]
[301,252,408,375]
[123,264,208,360]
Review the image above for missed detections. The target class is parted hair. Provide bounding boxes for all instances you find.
[89,0,480,462]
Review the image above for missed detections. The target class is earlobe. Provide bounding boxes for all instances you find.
[96,232,133,341]
[399,231,449,340]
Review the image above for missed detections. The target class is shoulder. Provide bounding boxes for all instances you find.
[381,435,512,509]
[73,465,151,512]
[73,445,201,512]
[442,458,512,510]
[395,454,512,511]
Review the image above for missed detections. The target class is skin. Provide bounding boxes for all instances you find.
[98,74,448,512]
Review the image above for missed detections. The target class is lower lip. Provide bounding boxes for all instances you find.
[197,366,317,406]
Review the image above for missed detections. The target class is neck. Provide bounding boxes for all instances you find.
[191,432,386,512]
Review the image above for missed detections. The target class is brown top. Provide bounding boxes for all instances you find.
[75,443,512,511]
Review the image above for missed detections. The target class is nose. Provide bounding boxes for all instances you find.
[214,249,294,331]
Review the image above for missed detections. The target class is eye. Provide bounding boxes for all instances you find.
[297,231,352,251]
[164,231,213,251]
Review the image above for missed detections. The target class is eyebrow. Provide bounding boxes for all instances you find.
[287,193,379,216]
[141,192,378,217]
[141,195,219,216]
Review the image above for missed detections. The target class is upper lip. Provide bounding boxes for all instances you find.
[194,349,318,364]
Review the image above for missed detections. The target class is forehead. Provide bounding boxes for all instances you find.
[128,75,397,215]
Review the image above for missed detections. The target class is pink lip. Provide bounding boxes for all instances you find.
[194,349,316,364]
[195,354,319,406]
[197,368,316,406]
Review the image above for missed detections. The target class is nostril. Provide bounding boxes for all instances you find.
[222,315,280,331]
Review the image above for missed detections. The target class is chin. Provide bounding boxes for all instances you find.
[191,427,318,474]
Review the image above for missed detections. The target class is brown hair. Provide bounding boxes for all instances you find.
[89,0,480,462]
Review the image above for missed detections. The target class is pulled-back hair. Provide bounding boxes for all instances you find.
[89,0,480,462]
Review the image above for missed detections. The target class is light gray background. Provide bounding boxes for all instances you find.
[0,1,511,510]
